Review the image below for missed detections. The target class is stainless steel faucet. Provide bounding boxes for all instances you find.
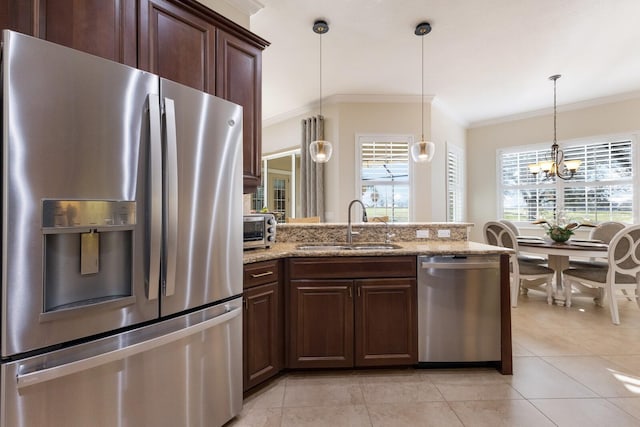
[373,217,396,244]
[347,199,368,244]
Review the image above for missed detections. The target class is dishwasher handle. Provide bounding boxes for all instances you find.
[420,261,500,270]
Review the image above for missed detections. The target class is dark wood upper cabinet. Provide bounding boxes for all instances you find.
[138,0,216,93]
[2,0,269,194]
[1,0,137,66]
[217,31,263,192]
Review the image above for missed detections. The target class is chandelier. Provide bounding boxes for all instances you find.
[528,75,580,180]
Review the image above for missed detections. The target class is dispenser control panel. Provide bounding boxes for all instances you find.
[42,200,136,229]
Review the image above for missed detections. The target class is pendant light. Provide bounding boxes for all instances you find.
[411,22,435,163]
[528,75,581,180]
[309,19,333,163]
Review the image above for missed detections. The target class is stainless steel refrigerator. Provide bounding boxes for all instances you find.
[0,30,243,426]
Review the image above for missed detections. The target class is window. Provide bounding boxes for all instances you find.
[252,149,300,222]
[447,144,465,222]
[357,135,412,222]
[499,138,636,224]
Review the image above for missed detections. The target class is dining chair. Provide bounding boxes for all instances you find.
[285,216,321,223]
[590,221,626,243]
[484,221,555,307]
[499,219,520,236]
[570,221,625,268]
[499,219,546,264]
[563,224,640,324]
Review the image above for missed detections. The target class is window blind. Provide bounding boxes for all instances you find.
[499,140,633,223]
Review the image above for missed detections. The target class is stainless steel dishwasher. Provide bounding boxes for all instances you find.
[418,255,501,364]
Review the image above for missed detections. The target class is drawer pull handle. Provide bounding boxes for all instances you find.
[250,271,274,278]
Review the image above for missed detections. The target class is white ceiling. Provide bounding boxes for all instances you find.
[248,0,640,127]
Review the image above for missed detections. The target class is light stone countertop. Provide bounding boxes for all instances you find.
[243,240,512,264]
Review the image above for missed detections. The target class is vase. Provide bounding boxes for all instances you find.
[547,226,573,243]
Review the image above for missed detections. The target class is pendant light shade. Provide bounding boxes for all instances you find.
[411,140,435,163]
[411,22,435,163]
[310,19,332,163]
[309,139,332,163]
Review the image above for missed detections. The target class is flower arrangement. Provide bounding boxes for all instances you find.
[532,219,581,243]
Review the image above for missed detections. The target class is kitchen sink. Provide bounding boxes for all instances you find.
[296,243,402,251]
[350,243,402,250]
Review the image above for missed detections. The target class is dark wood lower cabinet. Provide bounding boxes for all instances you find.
[355,278,417,366]
[243,260,282,392]
[288,280,354,369]
[287,257,418,369]
[243,282,280,391]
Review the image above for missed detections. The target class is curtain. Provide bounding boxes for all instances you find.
[300,115,325,220]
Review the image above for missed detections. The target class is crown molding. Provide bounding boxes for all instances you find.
[469,89,640,129]
[222,0,264,15]
[262,94,436,127]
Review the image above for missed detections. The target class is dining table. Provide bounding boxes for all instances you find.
[517,237,609,305]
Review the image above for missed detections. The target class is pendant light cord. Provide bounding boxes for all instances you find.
[553,77,557,144]
[319,32,323,117]
[421,33,424,141]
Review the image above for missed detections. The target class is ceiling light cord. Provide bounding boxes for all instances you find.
[319,31,323,118]
[421,32,424,142]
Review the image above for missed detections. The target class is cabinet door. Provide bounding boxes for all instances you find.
[243,282,280,391]
[139,0,216,93]
[14,0,137,66]
[354,278,418,366]
[288,280,353,369]
[216,31,262,193]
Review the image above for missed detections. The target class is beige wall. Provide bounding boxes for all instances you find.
[467,97,640,242]
[430,101,467,221]
[263,100,458,222]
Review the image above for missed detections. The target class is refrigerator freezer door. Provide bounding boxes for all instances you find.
[159,79,243,316]
[1,299,243,427]
[1,31,159,357]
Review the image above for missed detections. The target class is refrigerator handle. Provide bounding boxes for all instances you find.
[163,97,178,297]
[16,305,242,389]
[146,94,162,301]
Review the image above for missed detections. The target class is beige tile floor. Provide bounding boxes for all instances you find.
[229,291,640,426]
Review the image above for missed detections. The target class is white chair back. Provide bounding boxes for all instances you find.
[484,221,554,306]
[590,221,625,244]
[499,219,520,237]
[484,221,517,250]
[607,224,640,283]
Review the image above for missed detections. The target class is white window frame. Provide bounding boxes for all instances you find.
[355,134,415,222]
[497,133,639,226]
[446,142,466,222]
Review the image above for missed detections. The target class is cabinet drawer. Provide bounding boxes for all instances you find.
[288,256,416,280]
[244,260,280,288]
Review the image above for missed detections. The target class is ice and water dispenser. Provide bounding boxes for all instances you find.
[42,200,136,319]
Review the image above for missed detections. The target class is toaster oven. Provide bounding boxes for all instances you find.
[243,214,276,250]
